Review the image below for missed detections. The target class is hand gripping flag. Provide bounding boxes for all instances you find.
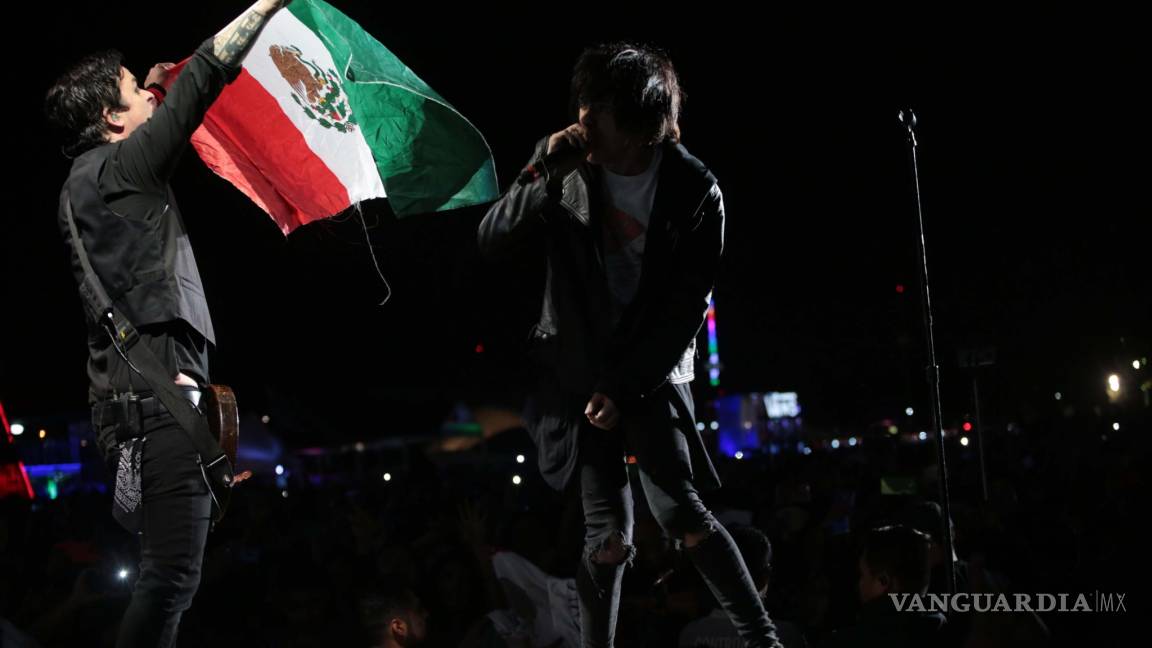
[187,0,497,234]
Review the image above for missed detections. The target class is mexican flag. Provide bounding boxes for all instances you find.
[190,0,498,234]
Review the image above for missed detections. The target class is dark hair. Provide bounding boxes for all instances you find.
[569,42,682,145]
[862,525,932,594]
[730,526,773,588]
[900,500,954,544]
[359,587,420,643]
[44,50,125,157]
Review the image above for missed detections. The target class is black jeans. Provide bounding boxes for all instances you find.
[95,406,211,648]
[575,394,780,648]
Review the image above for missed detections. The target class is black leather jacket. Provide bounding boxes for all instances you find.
[479,138,724,489]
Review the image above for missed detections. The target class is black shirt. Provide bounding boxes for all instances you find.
[75,40,240,401]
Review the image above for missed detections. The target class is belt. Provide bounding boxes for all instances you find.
[93,387,202,420]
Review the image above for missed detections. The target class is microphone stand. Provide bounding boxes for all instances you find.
[899,108,957,595]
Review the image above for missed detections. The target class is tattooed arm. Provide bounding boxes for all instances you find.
[213,0,292,67]
[108,0,293,186]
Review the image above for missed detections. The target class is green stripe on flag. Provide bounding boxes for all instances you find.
[289,0,498,216]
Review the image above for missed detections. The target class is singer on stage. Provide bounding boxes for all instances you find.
[478,42,783,648]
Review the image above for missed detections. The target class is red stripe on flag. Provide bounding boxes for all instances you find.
[191,68,352,235]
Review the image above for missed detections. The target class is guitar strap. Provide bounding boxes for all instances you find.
[62,190,235,518]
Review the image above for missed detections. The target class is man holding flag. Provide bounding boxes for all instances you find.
[45,2,290,646]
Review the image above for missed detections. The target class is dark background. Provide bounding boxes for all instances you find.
[5,3,1148,442]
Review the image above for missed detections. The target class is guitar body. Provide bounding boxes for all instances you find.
[201,384,239,521]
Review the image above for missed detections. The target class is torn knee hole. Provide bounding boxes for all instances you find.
[589,533,635,565]
[594,545,629,565]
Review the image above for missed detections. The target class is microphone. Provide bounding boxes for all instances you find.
[899,108,918,145]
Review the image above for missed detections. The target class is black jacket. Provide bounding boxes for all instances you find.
[57,39,239,399]
[479,138,724,490]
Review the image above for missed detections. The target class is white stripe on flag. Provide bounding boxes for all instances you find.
[244,10,386,203]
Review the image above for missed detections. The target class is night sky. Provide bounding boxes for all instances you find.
[5,4,1148,445]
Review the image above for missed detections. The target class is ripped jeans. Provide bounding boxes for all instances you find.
[575,399,781,648]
